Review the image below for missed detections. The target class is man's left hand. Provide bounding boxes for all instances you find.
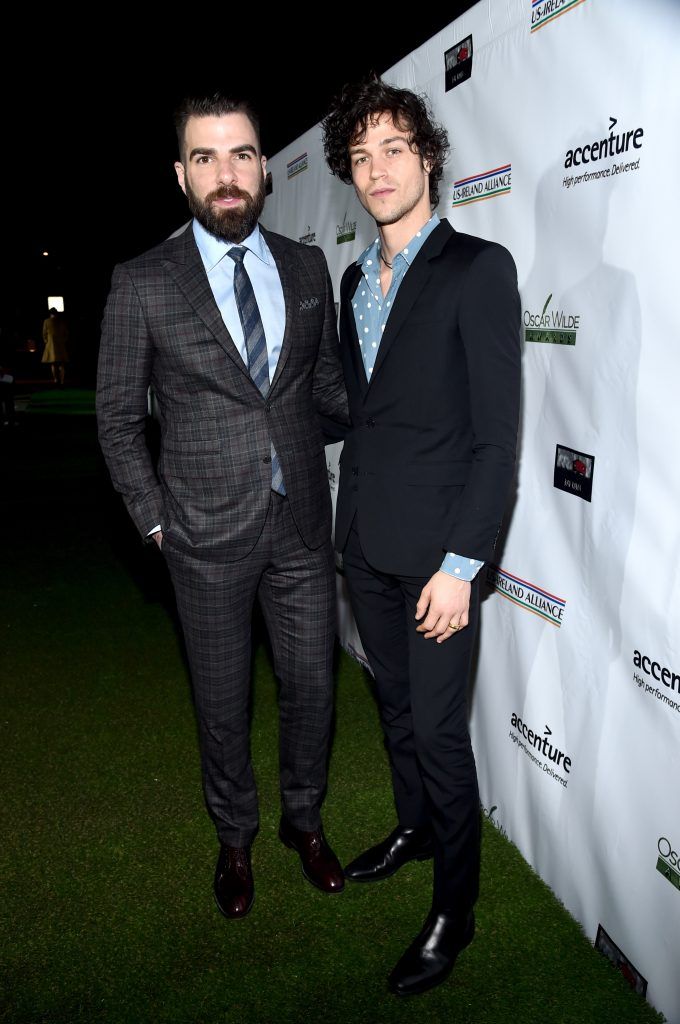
[415,571,471,643]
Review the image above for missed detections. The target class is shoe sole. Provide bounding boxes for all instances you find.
[345,851,434,883]
[279,833,345,893]
[389,960,456,997]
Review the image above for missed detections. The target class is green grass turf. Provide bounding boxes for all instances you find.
[25,388,96,416]
[0,400,665,1024]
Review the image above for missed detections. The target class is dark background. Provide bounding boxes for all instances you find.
[2,10,476,380]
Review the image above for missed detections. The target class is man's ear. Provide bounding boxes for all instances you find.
[174,161,187,196]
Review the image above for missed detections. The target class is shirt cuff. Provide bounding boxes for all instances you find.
[440,553,484,581]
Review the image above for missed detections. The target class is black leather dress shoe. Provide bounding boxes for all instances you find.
[214,845,254,919]
[388,909,475,996]
[344,826,433,882]
[279,817,345,893]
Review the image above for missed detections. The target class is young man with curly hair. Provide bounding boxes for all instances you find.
[323,76,521,995]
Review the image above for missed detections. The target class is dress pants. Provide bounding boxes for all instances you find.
[163,492,336,847]
[342,517,481,911]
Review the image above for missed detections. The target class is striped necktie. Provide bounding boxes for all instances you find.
[227,246,285,495]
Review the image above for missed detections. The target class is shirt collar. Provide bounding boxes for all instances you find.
[357,213,440,274]
[192,219,270,273]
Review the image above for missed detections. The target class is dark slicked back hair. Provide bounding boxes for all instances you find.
[174,93,261,162]
[322,74,449,208]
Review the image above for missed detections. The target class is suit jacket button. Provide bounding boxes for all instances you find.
[351,467,359,476]
[265,403,272,412]
[262,455,271,464]
[366,417,375,428]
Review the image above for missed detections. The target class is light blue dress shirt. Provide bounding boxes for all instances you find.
[352,214,483,584]
[193,219,285,383]
[148,220,287,538]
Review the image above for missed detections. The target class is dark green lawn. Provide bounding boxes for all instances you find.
[0,395,665,1023]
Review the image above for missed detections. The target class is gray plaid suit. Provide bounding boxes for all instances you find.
[97,223,348,845]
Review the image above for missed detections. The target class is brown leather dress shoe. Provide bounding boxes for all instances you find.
[279,817,345,893]
[214,845,254,919]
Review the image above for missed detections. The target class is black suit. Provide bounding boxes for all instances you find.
[337,219,520,909]
[97,223,348,846]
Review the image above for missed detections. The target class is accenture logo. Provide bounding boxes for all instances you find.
[486,566,566,627]
[452,163,511,207]
[509,714,572,787]
[633,650,680,714]
[299,226,316,245]
[564,117,643,170]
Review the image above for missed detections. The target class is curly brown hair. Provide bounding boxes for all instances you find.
[322,74,450,208]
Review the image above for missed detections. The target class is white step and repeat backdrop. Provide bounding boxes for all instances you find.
[262,1,680,1019]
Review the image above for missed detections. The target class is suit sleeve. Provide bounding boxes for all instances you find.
[310,248,351,440]
[444,244,521,562]
[96,263,165,540]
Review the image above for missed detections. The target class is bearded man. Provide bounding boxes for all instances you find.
[97,94,349,920]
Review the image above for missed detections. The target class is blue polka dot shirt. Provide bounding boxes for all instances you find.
[351,213,484,583]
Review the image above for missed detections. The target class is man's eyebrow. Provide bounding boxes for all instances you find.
[188,144,258,160]
[349,135,408,153]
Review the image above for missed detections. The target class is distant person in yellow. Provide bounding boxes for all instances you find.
[42,308,69,386]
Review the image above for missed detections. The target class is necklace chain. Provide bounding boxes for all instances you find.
[379,248,393,270]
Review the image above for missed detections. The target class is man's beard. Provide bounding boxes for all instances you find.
[185,179,266,243]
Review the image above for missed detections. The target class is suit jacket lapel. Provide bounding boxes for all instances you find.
[342,262,369,399]
[261,227,297,393]
[368,219,455,389]
[160,226,252,384]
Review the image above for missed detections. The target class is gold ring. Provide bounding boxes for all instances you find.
[449,621,460,631]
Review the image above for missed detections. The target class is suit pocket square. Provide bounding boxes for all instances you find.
[299,297,320,312]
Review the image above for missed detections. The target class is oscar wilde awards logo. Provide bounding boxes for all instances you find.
[486,566,566,627]
[524,293,580,346]
[563,117,644,190]
[336,216,357,245]
[508,714,572,788]
[451,164,511,207]
[656,835,680,893]
[286,152,308,180]
[531,0,588,34]
[632,650,680,715]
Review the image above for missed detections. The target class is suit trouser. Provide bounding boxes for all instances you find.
[342,517,481,912]
[163,492,336,847]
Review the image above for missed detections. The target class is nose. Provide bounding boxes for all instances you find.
[369,159,386,180]
[216,160,237,185]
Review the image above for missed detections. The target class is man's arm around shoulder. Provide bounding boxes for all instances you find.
[309,246,350,440]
